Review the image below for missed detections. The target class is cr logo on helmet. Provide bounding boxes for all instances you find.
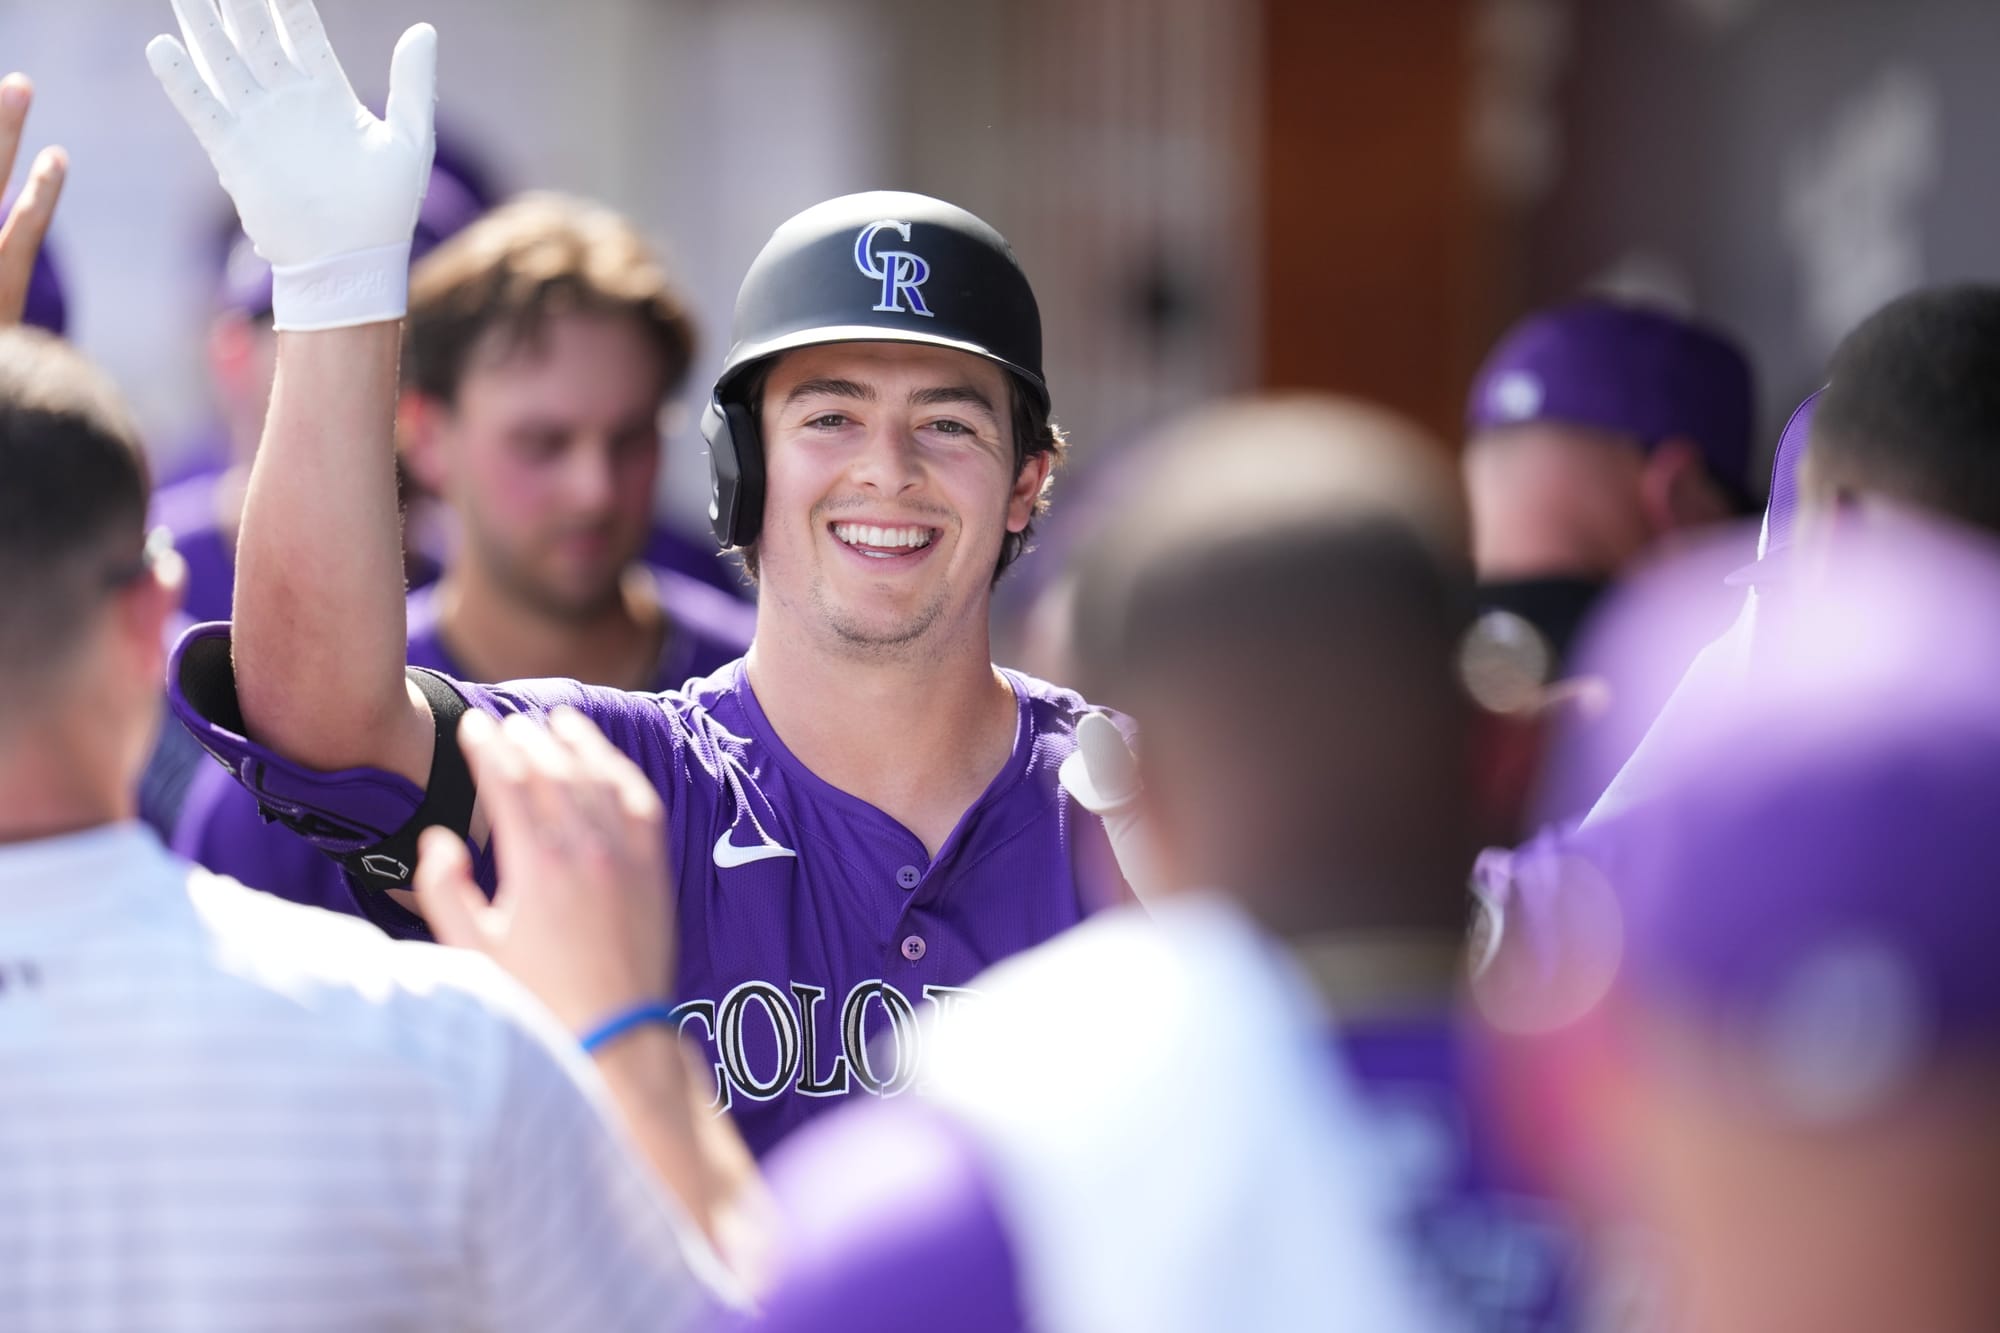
[854,219,934,317]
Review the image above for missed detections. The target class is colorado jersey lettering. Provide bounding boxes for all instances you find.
[168,624,1131,1156]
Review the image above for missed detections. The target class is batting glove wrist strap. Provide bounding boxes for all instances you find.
[271,241,413,331]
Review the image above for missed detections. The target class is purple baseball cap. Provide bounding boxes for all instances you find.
[1584,524,2000,1114]
[1468,300,1756,489]
[215,146,493,317]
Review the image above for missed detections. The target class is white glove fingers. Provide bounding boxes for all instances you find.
[219,0,296,88]
[383,22,437,148]
[145,34,235,152]
[166,0,256,109]
[270,0,340,81]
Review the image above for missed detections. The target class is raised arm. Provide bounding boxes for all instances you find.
[148,0,438,784]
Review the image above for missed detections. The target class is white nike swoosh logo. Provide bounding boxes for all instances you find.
[713,830,798,869]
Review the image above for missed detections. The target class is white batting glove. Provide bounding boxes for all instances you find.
[1059,711,1166,905]
[146,0,436,330]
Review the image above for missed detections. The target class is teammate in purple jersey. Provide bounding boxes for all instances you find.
[686,397,1586,1330]
[170,193,753,917]
[152,0,1127,1157]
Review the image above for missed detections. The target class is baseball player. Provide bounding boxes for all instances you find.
[463,397,1572,1331]
[1464,300,1755,674]
[0,322,741,1331]
[1526,521,2000,1333]
[152,0,1127,1156]
[169,192,755,915]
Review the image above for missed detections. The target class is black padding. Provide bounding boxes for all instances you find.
[176,630,249,734]
[337,668,478,942]
[703,395,766,548]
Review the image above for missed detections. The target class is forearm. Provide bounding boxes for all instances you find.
[234,325,430,780]
[148,0,438,784]
[594,1027,769,1282]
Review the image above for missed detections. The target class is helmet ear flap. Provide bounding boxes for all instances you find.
[703,396,766,548]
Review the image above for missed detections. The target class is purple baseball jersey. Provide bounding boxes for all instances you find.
[168,625,1129,1156]
[171,565,754,919]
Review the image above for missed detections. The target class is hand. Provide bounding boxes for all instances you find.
[0,74,67,327]
[146,0,436,329]
[1059,711,1167,903]
[415,708,674,1034]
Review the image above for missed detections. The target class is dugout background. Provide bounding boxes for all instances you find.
[1,0,1990,518]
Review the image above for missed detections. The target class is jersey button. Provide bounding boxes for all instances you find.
[895,864,921,890]
[900,934,927,961]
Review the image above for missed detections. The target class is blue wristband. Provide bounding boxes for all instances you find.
[578,1000,677,1055]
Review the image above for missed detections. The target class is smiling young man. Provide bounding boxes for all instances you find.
[154,0,1123,1155]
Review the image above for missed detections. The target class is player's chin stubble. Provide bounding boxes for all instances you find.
[810,573,950,658]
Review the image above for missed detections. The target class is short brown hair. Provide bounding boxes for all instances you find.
[730,357,1068,584]
[405,192,697,404]
[0,327,150,674]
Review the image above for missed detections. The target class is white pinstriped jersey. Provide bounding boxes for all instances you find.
[0,822,735,1332]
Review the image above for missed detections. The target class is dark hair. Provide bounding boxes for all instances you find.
[1814,284,2000,533]
[405,192,697,405]
[0,327,150,672]
[728,355,1067,584]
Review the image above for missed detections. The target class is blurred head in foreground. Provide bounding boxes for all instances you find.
[1072,394,1477,941]
[1537,523,2000,1333]
[0,328,180,833]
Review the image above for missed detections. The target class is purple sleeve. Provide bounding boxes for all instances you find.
[167,621,693,937]
[726,1098,1030,1333]
[171,761,360,915]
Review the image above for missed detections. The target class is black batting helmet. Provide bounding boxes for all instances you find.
[701,190,1047,547]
